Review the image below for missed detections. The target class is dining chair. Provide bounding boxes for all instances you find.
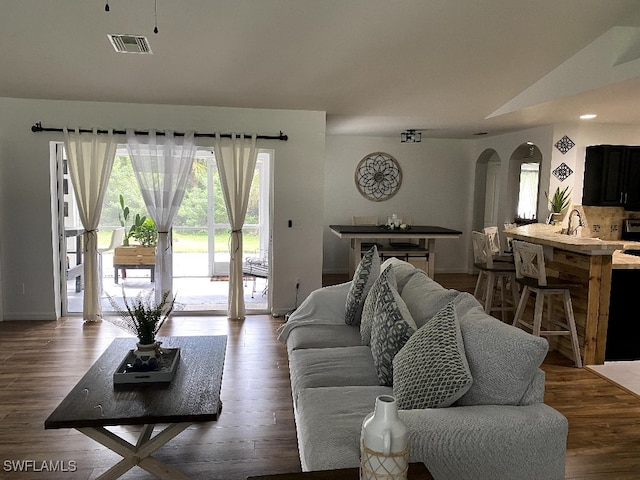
[352,216,383,250]
[98,227,125,293]
[511,240,583,367]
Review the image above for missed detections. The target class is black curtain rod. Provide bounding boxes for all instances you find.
[30,122,288,141]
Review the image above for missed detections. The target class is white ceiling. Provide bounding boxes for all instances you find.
[3,0,640,138]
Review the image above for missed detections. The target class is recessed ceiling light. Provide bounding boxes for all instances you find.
[580,114,597,120]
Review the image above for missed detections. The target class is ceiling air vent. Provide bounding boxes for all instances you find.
[107,34,152,54]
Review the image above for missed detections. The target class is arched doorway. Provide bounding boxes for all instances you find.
[472,148,502,232]
[506,143,543,224]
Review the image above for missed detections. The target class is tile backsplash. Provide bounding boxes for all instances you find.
[580,206,630,240]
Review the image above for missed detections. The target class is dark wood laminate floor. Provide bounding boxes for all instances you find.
[0,273,638,479]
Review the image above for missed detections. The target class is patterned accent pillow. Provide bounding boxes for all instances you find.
[345,246,381,325]
[393,302,473,409]
[370,279,417,386]
[360,265,396,346]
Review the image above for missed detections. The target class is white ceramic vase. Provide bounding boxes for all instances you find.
[360,395,409,480]
[132,341,160,371]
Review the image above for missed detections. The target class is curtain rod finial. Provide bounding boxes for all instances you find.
[31,122,42,133]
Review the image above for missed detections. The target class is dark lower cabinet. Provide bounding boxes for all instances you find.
[605,269,640,360]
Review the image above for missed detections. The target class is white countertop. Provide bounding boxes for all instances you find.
[505,224,640,269]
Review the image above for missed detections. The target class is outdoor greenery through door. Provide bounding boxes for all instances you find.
[60,145,271,314]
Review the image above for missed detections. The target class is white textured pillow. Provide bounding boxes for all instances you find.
[345,246,381,325]
[393,302,473,409]
[370,279,416,386]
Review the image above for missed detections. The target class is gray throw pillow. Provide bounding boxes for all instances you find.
[370,279,416,386]
[360,265,396,346]
[345,246,381,325]
[393,302,473,409]
[455,304,548,406]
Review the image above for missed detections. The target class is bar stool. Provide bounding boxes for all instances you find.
[511,240,583,368]
[483,226,514,263]
[471,231,520,322]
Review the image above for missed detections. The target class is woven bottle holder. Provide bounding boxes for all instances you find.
[360,440,409,480]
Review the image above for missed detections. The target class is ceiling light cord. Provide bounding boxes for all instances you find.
[154,0,158,34]
[104,1,158,35]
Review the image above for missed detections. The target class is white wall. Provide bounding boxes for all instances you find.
[323,135,473,274]
[0,97,325,319]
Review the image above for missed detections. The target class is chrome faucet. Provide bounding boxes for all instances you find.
[566,209,583,236]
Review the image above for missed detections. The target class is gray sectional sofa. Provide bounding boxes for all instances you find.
[277,256,568,480]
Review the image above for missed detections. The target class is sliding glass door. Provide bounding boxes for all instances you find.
[55,144,271,314]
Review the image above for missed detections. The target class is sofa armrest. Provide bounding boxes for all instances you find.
[400,403,567,480]
[277,282,352,343]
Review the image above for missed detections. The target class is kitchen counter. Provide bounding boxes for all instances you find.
[505,223,623,255]
[506,223,640,270]
[613,240,640,270]
[504,223,618,365]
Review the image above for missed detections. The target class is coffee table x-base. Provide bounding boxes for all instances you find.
[45,336,227,480]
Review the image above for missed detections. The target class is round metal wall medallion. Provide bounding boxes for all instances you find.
[355,152,402,202]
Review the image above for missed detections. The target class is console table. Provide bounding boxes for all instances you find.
[45,336,227,480]
[330,224,462,277]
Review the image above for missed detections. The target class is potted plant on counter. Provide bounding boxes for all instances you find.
[546,186,571,224]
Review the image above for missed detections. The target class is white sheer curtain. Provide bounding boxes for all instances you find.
[214,133,258,320]
[63,128,117,322]
[517,162,540,220]
[127,130,196,304]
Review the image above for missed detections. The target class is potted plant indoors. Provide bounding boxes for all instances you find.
[545,186,572,224]
[113,195,158,269]
[106,289,175,371]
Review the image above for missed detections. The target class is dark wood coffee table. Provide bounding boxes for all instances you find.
[45,335,227,480]
[247,462,434,480]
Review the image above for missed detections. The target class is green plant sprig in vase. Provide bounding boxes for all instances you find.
[106,289,175,370]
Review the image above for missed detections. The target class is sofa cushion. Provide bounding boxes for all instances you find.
[295,386,392,472]
[345,246,381,325]
[370,279,417,386]
[455,304,548,406]
[401,271,460,329]
[379,257,417,292]
[289,346,380,401]
[285,324,363,353]
[393,302,473,409]
[360,265,396,346]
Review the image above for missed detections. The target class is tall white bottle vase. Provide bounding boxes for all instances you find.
[360,395,409,480]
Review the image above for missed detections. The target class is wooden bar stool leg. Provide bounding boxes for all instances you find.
[533,291,544,337]
[513,286,530,327]
[484,272,496,314]
[563,290,583,368]
[510,274,520,318]
[498,276,506,321]
[473,271,483,299]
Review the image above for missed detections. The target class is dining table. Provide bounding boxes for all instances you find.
[329,224,463,277]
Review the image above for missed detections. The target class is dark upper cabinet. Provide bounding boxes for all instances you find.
[583,145,640,210]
